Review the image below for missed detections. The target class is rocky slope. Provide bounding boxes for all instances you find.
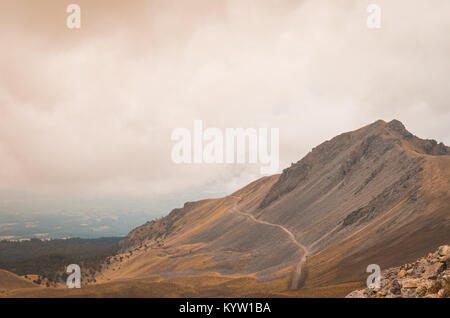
[347,245,450,298]
[100,119,450,297]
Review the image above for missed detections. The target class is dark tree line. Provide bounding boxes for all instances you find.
[0,237,121,284]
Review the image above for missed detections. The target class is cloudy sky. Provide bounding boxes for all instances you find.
[0,0,449,217]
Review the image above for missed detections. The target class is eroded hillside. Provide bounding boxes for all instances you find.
[92,119,450,297]
[2,120,448,297]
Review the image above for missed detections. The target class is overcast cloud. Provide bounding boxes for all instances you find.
[0,0,449,215]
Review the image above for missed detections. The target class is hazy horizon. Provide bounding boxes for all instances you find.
[1,1,449,231]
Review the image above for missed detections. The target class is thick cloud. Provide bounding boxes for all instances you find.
[0,1,449,211]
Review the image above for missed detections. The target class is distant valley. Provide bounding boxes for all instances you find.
[0,211,149,240]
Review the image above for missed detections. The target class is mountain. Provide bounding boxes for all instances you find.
[93,119,449,297]
[2,119,449,297]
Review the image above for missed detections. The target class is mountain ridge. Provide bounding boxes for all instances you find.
[108,119,449,297]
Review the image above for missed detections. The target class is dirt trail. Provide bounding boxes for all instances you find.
[229,196,309,290]
[109,195,310,289]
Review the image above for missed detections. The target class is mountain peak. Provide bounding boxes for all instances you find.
[259,119,448,209]
[385,119,411,137]
[387,119,405,129]
[360,119,408,136]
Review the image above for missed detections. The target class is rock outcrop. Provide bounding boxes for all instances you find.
[347,245,450,298]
